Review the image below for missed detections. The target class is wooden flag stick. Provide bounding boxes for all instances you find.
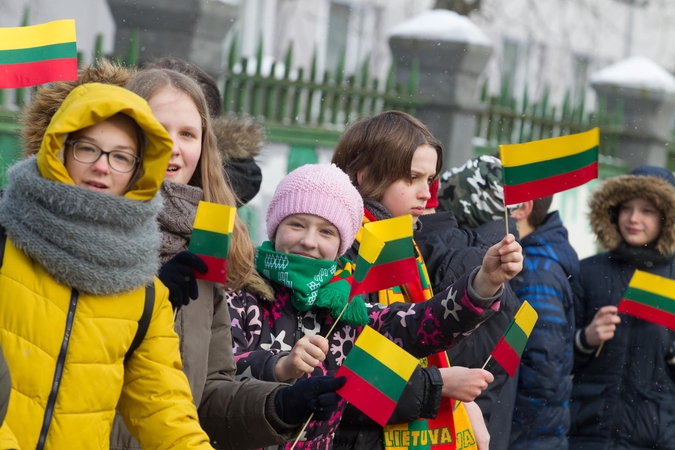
[482,354,493,370]
[290,412,314,449]
[594,342,604,358]
[290,302,351,449]
[504,202,509,236]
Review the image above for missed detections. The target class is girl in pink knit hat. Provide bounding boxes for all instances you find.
[226,163,522,449]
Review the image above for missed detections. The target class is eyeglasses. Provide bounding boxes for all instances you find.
[66,140,140,173]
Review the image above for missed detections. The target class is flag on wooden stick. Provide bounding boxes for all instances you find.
[618,270,675,331]
[0,20,78,89]
[500,127,600,205]
[336,326,419,427]
[491,300,538,377]
[350,215,419,298]
[188,201,236,284]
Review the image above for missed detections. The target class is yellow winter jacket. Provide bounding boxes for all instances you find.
[0,84,213,449]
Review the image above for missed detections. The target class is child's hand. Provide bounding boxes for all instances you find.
[464,401,490,450]
[439,367,494,402]
[274,335,329,381]
[473,234,523,297]
[585,305,620,347]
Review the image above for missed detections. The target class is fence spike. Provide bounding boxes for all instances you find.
[227,32,239,71]
[21,6,29,26]
[284,42,294,79]
[255,33,264,76]
[310,49,318,83]
[125,29,140,67]
[94,34,104,67]
[360,56,370,89]
[335,48,345,85]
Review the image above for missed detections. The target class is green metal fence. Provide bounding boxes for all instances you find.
[221,36,425,150]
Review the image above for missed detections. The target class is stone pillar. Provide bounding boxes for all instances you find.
[388,9,492,171]
[590,56,675,170]
[106,0,239,78]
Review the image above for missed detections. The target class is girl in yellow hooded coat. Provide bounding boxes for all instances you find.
[0,83,213,449]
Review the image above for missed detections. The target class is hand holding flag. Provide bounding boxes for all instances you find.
[473,234,523,298]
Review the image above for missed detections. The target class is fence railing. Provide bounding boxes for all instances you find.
[221,36,425,146]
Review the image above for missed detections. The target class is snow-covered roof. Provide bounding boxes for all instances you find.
[389,9,491,46]
[590,56,675,94]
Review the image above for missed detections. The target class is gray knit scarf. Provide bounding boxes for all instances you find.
[0,157,163,295]
[156,180,203,264]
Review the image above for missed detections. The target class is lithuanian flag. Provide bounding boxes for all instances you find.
[491,301,538,377]
[336,326,419,427]
[188,201,236,284]
[350,215,419,298]
[618,270,675,331]
[500,127,599,205]
[0,20,78,89]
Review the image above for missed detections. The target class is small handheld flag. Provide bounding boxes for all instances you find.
[500,128,599,205]
[490,300,538,377]
[618,270,675,331]
[0,20,78,89]
[188,201,236,284]
[336,326,419,427]
[350,215,419,298]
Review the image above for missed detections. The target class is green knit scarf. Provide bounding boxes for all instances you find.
[256,241,369,326]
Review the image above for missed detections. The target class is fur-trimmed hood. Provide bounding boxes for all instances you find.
[212,114,265,161]
[589,172,675,255]
[213,115,264,205]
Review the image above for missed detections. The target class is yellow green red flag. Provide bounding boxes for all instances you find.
[499,127,599,205]
[350,215,419,298]
[618,270,675,331]
[0,20,78,89]
[188,201,236,284]
[336,326,419,427]
[491,300,538,377]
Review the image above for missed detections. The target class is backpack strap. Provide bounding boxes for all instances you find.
[124,283,155,364]
[0,224,5,269]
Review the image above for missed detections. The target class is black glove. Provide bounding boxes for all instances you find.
[274,376,346,424]
[158,251,208,310]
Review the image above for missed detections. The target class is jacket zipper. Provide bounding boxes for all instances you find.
[36,288,79,450]
[610,271,633,444]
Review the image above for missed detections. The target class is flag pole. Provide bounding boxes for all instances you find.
[290,413,313,449]
[504,202,509,236]
[290,301,351,449]
[594,342,604,358]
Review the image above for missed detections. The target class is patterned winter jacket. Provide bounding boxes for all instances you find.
[227,268,503,450]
